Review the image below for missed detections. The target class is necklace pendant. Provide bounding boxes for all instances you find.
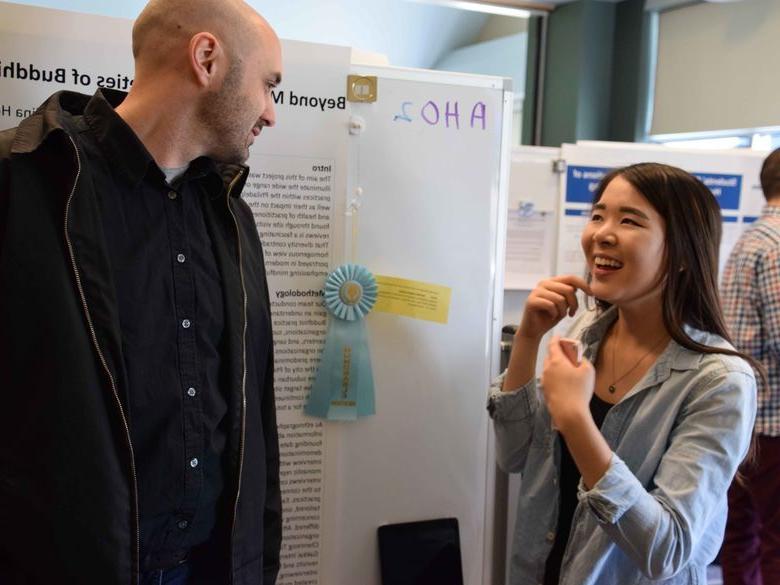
[608,384,616,394]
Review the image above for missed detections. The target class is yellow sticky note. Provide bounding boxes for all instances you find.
[373,275,452,324]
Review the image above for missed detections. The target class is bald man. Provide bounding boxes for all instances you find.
[0,1,283,584]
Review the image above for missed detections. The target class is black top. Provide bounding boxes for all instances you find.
[80,93,228,570]
[544,393,614,585]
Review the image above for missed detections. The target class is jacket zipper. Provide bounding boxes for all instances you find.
[225,168,248,581]
[63,136,141,583]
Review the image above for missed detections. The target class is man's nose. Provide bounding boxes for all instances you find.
[262,98,276,128]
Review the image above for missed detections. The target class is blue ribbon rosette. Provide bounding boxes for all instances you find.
[305,264,377,421]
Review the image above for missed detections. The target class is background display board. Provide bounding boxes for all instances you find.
[504,146,561,291]
[556,141,766,280]
[0,4,512,584]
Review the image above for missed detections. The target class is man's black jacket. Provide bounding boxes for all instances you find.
[0,91,282,585]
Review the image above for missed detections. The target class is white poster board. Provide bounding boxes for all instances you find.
[504,146,561,291]
[315,64,511,585]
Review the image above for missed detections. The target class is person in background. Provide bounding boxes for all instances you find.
[0,1,283,583]
[488,163,757,585]
[720,147,780,585]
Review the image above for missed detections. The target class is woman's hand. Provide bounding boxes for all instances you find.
[518,275,592,341]
[502,275,592,392]
[541,335,596,431]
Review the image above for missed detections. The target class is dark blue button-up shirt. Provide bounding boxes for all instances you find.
[81,92,229,570]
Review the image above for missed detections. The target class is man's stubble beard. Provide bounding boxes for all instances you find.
[197,61,250,164]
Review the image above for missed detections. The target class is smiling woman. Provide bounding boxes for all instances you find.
[488,162,759,585]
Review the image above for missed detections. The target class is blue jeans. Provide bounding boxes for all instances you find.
[139,562,191,585]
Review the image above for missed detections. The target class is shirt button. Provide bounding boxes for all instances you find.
[177,253,186,263]
[182,319,191,329]
[187,387,197,397]
[190,458,199,468]
[177,519,189,530]
[168,190,178,200]
[546,531,555,541]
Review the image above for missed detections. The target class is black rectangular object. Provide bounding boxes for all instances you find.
[377,517,464,585]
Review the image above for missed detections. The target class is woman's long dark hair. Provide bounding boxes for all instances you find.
[591,162,766,385]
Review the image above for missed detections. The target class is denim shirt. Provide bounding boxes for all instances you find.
[488,307,757,585]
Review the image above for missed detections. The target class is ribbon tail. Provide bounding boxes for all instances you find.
[325,319,360,420]
[305,317,375,421]
[304,315,342,419]
[351,324,375,417]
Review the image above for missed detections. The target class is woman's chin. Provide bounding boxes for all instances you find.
[590,283,619,304]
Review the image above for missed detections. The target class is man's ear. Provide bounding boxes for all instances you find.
[189,32,223,88]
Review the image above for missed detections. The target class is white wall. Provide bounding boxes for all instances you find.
[7,0,489,69]
[652,0,780,136]
[434,33,527,100]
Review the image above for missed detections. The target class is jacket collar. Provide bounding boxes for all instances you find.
[83,89,156,189]
[217,162,250,199]
[10,90,89,154]
[12,89,249,197]
[579,306,708,400]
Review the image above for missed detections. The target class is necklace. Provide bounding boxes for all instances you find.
[608,331,669,394]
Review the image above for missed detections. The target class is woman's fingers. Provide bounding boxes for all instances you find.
[533,290,568,321]
[533,277,584,318]
[542,281,580,317]
[530,297,563,321]
[520,274,592,339]
[552,274,592,297]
